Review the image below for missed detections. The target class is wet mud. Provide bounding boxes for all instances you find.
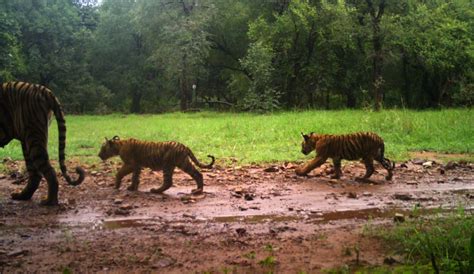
[0,160,473,273]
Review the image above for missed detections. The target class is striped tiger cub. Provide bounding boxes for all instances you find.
[295,132,394,181]
[0,82,85,205]
[98,136,215,195]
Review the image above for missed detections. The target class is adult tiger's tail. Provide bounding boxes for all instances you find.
[50,94,85,186]
[187,149,215,169]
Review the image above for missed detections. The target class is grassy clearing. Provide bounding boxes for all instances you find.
[0,109,472,165]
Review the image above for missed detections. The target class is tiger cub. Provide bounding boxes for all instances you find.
[98,136,215,194]
[295,132,393,181]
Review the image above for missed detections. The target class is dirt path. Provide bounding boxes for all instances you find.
[1,160,473,273]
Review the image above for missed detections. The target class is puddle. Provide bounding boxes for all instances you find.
[101,217,157,230]
[213,214,301,223]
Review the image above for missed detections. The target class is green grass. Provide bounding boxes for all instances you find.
[361,206,474,274]
[0,109,473,165]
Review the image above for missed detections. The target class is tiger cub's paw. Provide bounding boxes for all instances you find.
[295,168,307,176]
[150,188,163,194]
[191,188,203,195]
[127,185,138,191]
[40,197,59,206]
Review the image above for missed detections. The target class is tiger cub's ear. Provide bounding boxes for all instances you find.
[112,136,120,141]
[301,132,310,141]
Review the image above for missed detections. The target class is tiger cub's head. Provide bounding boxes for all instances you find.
[98,136,121,160]
[300,132,316,155]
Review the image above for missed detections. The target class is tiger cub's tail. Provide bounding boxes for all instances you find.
[187,149,215,169]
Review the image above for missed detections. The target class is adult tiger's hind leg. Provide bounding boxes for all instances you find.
[179,159,204,195]
[11,142,43,201]
[150,166,175,194]
[29,144,59,205]
[295,156,327,176]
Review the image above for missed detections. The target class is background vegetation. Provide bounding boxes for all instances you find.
[1,0,473,113]
[2,110,472,164]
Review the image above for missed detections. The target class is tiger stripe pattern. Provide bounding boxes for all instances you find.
[98,136,215,195]
[0,81,85,205]
[295,132,393,181]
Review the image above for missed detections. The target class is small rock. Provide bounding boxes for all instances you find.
[236,228,247,236]
[383,256,398,265]
[238,206,248,211]
[7,249,28,257]
[114,208,130,215]
[411,159,425,165]
[438,168,445,175]
[288,207,294,211]
[394,213,405,223]
[347,192,358,199]
[406,181,418,185]
[263,166,279,173]
[113,199,123,204]
[400,163,408,168]
[119,204,133,210]
[445,161,457,170]
[393,193,412,201]
[153,257,176,268]
[233,187,244,194]
[362,192,373,197]
[422,161,433,168]
[453,177,463,182]
[244,193,254,201]
[182,213,196,219]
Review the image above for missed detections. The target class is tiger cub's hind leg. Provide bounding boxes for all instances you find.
[330,158,342,179]
[377,157,393,181]
[11,142,43,201]
[356,157,375,182]
[127,168,141,191]
[150,166,175,194]
[179,159,204,195]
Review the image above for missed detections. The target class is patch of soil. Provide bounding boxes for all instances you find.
[0,160,473,273]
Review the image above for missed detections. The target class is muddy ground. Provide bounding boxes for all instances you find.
[0,158,473,273]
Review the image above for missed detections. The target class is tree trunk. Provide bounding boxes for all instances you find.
[401,51,411,107]
[130,91,142,113]
[180,55,191,111]
[367,0,385,111]
[345,88,356,108]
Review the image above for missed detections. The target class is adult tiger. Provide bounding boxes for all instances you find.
[98,136,215,195]
[0,81,85,205]
[295,132,393,181]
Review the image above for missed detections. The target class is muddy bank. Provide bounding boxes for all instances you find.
[0,160,473,273]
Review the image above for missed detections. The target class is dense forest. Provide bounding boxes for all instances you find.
[0,0,472,113]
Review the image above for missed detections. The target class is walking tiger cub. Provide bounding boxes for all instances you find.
[0,82,85,205]
[295,132,394,181]
[98,136,215,194]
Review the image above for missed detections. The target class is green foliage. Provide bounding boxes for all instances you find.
[369,207,474,273]
[0,0,472,111]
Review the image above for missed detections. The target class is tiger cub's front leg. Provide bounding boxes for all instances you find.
[127,168,141,191]
[115,164,134,189]
[296,156,327,176]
